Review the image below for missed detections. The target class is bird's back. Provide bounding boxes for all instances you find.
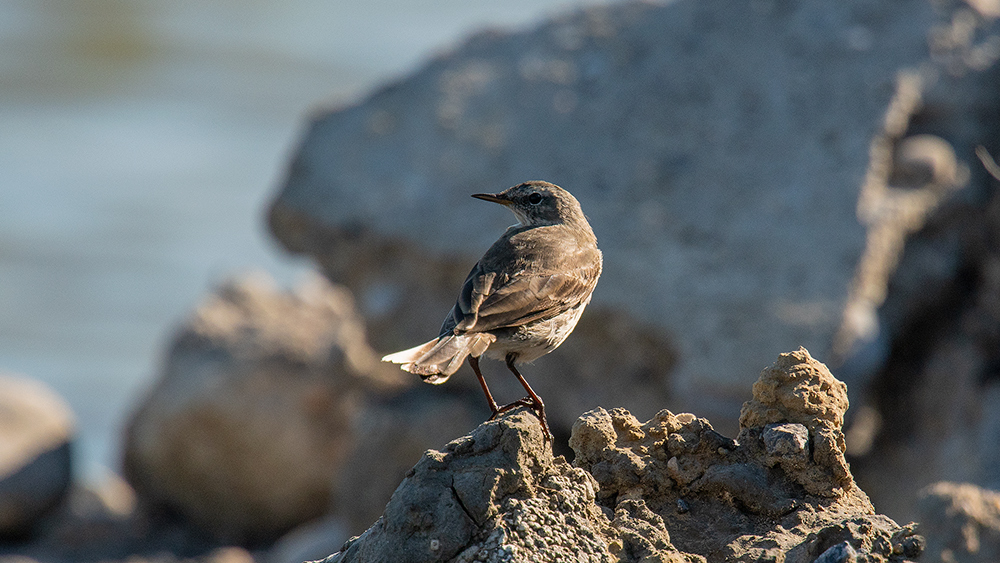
[440,219,602,341]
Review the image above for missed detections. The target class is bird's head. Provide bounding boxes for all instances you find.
[472,181,587,228]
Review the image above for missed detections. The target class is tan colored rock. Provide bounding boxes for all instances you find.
[0,374,74,537]
[738,347,853,496]
[123,273,403,544]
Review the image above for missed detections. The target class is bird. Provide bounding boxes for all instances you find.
[382,181,602,441]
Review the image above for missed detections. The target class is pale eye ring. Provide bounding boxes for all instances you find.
[528,192,542,205]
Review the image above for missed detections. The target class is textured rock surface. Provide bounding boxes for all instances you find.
[319,349,922,562]
[330,409,619,563]
[0,375,75,538]
[917,482,1000,563]
[123,273,404,544]
[266,0,997,433]
[738,347,852,497]
[572,348,914,562]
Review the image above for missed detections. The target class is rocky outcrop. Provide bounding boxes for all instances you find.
[330,409,616,563]
[122,273,406,544]
[268,0,999,435]
[0,374,75,537]
[319,348,923,562]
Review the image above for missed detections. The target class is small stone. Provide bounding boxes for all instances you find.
[763,423,809,457]
[813,541,858,563]
[667,456,680,473]
[901,534,925,558]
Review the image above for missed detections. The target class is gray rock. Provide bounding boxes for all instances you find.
[831,11,1000,523]
[763,423,810,459]
[317,349,922,563]
[328,409,615,563]
[838,13,1000,520]
[123,273,405,544]
[268,0,989,431]
[812,541,857,563]
[0,374,74,537]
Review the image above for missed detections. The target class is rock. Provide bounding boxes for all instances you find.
[611,499,690,563]
[571,349,909,561]
[917,482,1000,563]
[123,273,405,544]
[267,0,996,432]
[738,348,852,496]
[762,423,810,461]
[32,472,147,559]
[316,349,921,562]
[202,547,256,563]
[0,473,260,563]
[813,541,858,563]
[0,374,74,538]
[329,409,616,563]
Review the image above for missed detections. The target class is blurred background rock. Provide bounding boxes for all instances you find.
[3,0,1000,561]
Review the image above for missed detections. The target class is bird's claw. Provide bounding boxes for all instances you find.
[489,397,552,441]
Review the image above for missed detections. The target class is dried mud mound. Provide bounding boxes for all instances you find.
[320,349,924,563]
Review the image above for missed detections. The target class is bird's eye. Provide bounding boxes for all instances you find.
[528,192,542,205]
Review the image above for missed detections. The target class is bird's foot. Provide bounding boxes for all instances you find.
[491,397,534,417]
[490,397,552,442]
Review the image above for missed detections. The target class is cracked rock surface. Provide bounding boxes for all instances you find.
[328,409,618,563]
[319,349,923,562]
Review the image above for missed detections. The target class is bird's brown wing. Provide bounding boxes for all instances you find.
[437,261,491,337]
[448,265,495,332]
[452,258,601,334]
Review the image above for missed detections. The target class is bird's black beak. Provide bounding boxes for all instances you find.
[472,193,510,205]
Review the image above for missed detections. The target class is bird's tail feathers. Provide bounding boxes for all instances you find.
[382,333,495,384]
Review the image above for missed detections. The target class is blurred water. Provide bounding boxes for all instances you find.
[0,0,619,482]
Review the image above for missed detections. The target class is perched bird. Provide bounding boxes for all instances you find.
[382,181,602,440]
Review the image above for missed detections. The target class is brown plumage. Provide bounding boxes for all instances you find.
[383,181,602,440]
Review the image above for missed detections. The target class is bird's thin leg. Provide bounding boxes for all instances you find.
[496,354,552,441]
[469,355,500,416]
